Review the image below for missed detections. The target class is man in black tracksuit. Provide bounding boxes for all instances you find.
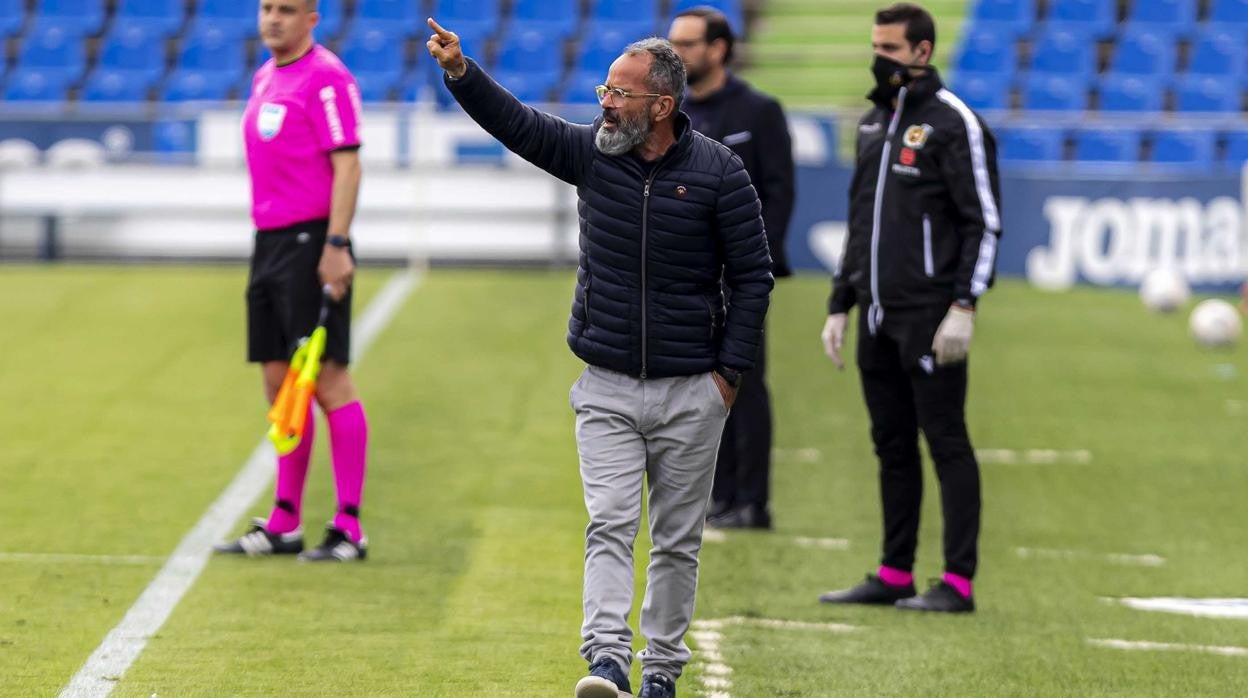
[670,7,795,529]
[818,3,1000,613]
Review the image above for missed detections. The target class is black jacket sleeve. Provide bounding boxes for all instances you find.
[444,59,591,185]
[716,153,775,372]
[754,98,796,278]
[938,112,1002,305]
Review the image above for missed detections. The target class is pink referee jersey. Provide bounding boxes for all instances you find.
[243,44,363,231]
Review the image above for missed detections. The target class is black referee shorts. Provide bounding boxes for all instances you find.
[246,218,353,365]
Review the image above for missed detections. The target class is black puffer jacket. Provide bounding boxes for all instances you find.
[446,59,773,378]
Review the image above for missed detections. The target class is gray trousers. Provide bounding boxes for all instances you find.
[570,365,729,681]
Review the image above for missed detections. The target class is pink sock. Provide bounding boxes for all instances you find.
[943,572,973,598]
[878,565,914,587]
[328,401,369,543]
[267,403,315,534]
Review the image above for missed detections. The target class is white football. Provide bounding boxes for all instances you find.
[1139,268,1190,313]
[1189,299,1243,348]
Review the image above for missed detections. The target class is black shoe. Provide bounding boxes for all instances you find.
[895,580,975,613]
[818,574,916,605]
[297,525,367,562]
[705,499,732,520]
[575,658,632,697]
[706,503,772,530]
[637,673,675,698]
[213,518,303,556]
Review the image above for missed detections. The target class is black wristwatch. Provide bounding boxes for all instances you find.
[715,366,743,389]
[327,234,351,249]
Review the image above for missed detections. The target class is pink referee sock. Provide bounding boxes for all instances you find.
[328,401,369,543]
[943,572,973,599]
[878,565,914,587]
[267,403,315,535]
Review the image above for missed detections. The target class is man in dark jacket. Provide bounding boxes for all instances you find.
[428,19,773,698]
[817,3,1000,614]
[670,6,795,530]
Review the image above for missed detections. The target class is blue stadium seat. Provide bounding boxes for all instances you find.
[433,0,500,39]
[577,27,649,74]
[161,69,235,101]
[498,29,562,74]
[999,127,1065,162]
[115,0,185,38]
[1124,0,1197,38]
[491,70,560,102]
[0,0,23,38]
[191,0,258,38]
[4,68,72,101]
[1224,131,1248,165]
[33,0,106,36]
[971,0,1036,34]
[1098,73,1163,112]
[18,25,86,79]
[672,0,744,33]
[1043,0,1116,38]
[1022,73,1087,110]
[1111,30,1175,76]
[98,24,166,82]
[954,28,1016,75]
[1175,74,1241,112]
[180,26,245,73]
[1210,0,1248,24]
[1029,30,1096,75]
[951,72,1009,111]
[1150,129,1216,167]
[353,72,399,101]
[590,0,658,38]
[1073,128,1141,162]
[81,67,155,101]
[316,0,346,39]
[340,27,404,75]
[510,0,579,38]
[1188,28,1246,78]
[353,0,418,37]
[562,69,604,104]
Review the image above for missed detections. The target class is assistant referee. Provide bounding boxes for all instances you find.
[215,0,370,562]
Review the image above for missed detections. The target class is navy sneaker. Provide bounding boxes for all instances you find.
[575,658,632,698]
[297,525,367,562]
[213,518,303,556]
[638,673,675,698]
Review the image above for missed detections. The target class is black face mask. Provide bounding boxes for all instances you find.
[870,54,926,101]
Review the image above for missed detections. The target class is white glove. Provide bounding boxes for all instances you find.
[932,305,975,366]
[821,313,848,370]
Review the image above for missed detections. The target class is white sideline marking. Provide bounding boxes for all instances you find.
[1111,597,1248,620]
[1088,638,1248,658]
[689,617,858,697]
[1014,547,1166,567]
[977,448,1092,465]
[774,448,822,463]
[700,530,850,551]
[0,552,165,565]
[59,270,422,698]
[702,528,728,544]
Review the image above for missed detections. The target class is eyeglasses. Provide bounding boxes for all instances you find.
[595,85,664,102]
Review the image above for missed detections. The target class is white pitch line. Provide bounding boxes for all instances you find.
[793,536,851,551]
[774,448,822,463]
[1110,597,1248,620]
[0,552,166,565]
[1088,638,1248,658]
[59,270,422,698]
[1014,547,1166,568]
[689,617,859,697]
[977,449,1092,465]
[702,528,728,544]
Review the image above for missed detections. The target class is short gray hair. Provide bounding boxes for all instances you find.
[624,38,686,112]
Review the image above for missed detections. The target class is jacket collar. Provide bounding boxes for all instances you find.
[868,66,945,110]
[590,111,694,166]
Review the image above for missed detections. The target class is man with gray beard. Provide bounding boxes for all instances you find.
[428,18,773,698]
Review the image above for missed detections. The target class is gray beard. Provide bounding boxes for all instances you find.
[595,115,650,156]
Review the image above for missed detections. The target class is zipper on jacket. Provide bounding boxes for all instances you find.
[583,272,593,325]
[868,85,908,336]
[922,214,934,278]
[640,170,659,379]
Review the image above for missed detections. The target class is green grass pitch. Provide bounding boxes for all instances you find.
[1,265,1246,696]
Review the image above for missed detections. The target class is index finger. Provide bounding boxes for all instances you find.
[427,17,455,40]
